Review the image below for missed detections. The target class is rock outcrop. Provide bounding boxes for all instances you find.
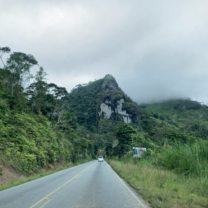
[98,98,132,123]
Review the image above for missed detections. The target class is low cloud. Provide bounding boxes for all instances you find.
[1,0,208,104]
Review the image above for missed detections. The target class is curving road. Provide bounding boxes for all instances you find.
[0,160,150,208]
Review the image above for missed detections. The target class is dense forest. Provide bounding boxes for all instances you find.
[0,47,100,175]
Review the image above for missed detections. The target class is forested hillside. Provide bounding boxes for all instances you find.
[62,74,140,131]
[61,74,142,155]
[142,99,208,139]
[0,47,98,175]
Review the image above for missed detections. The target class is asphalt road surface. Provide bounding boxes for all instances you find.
[0,160,150,208]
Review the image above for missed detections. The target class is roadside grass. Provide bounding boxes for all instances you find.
[108,159,208,208]
[156,141,208,178]
[0,160,92,192]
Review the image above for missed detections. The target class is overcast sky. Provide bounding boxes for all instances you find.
[1,0,208,104]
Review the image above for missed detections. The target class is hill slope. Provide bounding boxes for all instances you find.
[63,74,140,132]
[142,99,208,139]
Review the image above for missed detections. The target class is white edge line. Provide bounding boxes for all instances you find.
[106,162,146,208]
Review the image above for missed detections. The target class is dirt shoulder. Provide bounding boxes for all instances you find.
[0,159,68,187]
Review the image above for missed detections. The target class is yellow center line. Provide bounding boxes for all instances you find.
[29,166,90,208]
[39,199,51,208]
[76,175,81,180]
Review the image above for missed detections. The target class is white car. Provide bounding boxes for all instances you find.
[98,156,104,162]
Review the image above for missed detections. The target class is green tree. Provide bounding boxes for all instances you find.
[5,53,32,97]
[116,124,137,157]
[0,47,11,68]
[26,67,48,113]
[2,52,37,111]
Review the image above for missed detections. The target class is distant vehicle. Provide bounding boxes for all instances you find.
[98,156,104,162]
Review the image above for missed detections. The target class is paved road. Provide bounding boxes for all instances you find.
[0,160,150,208]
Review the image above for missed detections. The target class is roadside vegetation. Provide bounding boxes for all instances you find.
[0,47,98,180]
[106,109,208,208]
[108,138,208,208]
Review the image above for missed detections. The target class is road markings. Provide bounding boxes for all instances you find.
[29,166,90,208]
[76,175,81,179]
[39,199,51,208]
[107,163,146,208]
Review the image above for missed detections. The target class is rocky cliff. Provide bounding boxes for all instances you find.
[98,98,132,123]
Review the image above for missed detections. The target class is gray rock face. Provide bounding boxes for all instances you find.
[98,102,112,119]
[98,98,132,123]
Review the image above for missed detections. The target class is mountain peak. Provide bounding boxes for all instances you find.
[102,74,118,90]
[104,74,115,80]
